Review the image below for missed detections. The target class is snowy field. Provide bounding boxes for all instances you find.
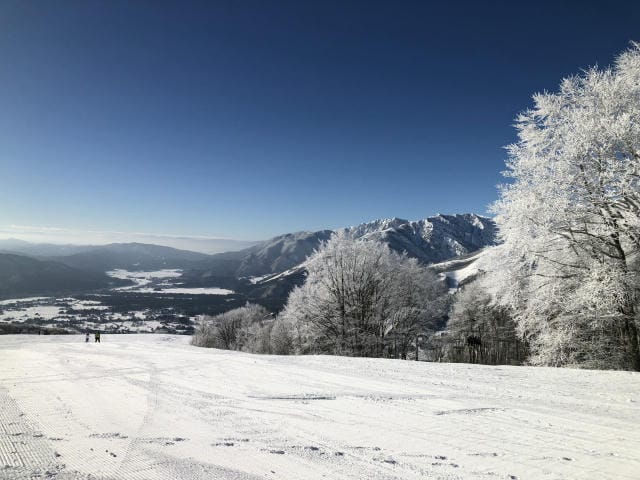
[0,335,638,480]
[107,270,234,295]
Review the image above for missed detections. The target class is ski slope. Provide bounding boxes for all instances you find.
[0,335,638,480]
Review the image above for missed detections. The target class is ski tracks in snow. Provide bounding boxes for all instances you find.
[0,387,59,479]
[1,335,639,479]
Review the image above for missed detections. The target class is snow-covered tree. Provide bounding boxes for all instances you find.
[281,231,446,357]
[446,276,526,365]
[270,317,295,355]
[491,43,640,370]
[192,303,271,350]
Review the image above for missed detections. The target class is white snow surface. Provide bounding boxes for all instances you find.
[248,274,272,285]
[0,297,49,306]
[107,269,183,290]
[444,262,480,288]
[0,335,638,480]
[106,270,232,295]
[132,287,234,295]
[107,269,183,281]
[0,306,64,322]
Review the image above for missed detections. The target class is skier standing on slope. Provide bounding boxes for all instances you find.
[95,331,101,343]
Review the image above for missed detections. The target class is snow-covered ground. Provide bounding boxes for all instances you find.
[0,305,64,323]
[0,299,112,323]
[131,287,234,295]
[107,269,184,291]
[433,249,488,292]
[0,297,49,306]
[1,335,638,480]
[0,297,196,334]
[107,269,234,295]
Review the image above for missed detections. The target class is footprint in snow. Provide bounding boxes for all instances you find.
[89,432,128,439]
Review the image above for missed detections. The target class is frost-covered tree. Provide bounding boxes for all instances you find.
[492,43,640,370]
[446,277,526,365]
[281,231,445,357]
[192,303,271,350]
[270,317,295,355]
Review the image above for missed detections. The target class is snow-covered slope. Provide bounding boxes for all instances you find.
[1,335,638,480]
[429,248,491,292]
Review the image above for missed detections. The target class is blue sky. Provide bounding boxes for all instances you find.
[1,1,639,243]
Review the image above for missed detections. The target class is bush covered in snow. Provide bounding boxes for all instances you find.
[192,302,297,355]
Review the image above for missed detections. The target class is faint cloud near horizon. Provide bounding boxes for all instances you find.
[0,225,259,254]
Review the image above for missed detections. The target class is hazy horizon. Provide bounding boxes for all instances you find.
[0,224,258,254]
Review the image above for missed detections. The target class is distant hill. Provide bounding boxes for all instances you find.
[0,237,258,257]
[0,254,126,299]
[192,230,334,278]
[54,243,211,272]
[0,239,94,257]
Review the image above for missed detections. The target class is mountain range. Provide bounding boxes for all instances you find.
[184,214,496,284]
[0,214,498,305]
[0,237,257,257]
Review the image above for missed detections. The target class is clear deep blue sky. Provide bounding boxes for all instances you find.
[1,1,639,241]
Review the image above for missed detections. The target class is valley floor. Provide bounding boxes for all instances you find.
[0,335,638,480]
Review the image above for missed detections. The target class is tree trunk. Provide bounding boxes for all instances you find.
[625,318,640,371]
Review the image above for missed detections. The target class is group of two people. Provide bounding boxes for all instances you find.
[85,331,101,343]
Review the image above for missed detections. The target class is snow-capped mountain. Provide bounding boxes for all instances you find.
[189,213,496,280]
[181,214,498,308]
[344,214,496,265]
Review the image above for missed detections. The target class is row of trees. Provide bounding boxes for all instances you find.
[192,303,295,355]
[191,236,526,365]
